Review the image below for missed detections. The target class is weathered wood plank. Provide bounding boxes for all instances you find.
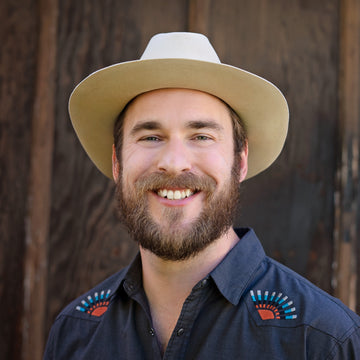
[333,0,360,311]
[188,0,212,34]
[0,1,38,359]
[22,0,58,358]
[2,0,360,358]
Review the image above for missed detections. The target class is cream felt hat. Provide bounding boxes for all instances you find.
[69,32,289,180]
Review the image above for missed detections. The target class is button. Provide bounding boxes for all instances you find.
[123,281,135,293]
[177,328,184,336]
[201,279,208,287]
[149,328,155,336]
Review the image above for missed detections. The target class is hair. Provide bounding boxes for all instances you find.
[113,93,248,163]
[224,101,248,154]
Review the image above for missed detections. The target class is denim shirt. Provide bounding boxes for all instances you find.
[44,228,360,359]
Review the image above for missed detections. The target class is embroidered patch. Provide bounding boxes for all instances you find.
[76,289,111,317]
[250,290,297,320]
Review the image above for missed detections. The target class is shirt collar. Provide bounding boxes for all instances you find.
[115,253,143,297]
[92,253,141,301]
[210,228,266,305]
[112,228,266,304]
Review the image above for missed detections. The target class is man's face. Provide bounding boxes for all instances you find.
[114,88,248,261]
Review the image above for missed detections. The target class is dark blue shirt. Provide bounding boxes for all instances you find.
[44,228,360,359]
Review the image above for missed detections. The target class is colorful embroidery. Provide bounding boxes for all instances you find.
[250,290,297,320]
[76,289,111,317]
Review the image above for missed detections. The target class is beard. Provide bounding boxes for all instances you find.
[116,159,241,261]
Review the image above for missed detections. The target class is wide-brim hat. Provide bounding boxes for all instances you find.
[69,32,289,180]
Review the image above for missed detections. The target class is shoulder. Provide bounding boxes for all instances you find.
[56,267,127,320]
[246,256,360,351]
[43,268,128,359]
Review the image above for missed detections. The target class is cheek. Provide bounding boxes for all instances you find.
[197,148,234,181]
[121,145,155,183]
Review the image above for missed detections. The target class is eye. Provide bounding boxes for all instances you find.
[139,136,161,142]
[193,134,213,141]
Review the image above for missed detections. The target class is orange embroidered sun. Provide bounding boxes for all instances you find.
[250,290,297,320]
[76,289,111,317]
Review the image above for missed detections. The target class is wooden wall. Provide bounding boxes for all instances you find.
[1,0,359,359]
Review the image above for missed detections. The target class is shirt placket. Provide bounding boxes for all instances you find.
[162,278,210,360]
[123,279,163,359]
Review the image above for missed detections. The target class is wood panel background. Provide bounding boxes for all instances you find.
[1,0,359,359]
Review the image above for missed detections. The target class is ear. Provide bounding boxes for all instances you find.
[112,144,120,182]
[238,141,248,183]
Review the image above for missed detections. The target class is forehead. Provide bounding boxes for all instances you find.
[122,88,232,131]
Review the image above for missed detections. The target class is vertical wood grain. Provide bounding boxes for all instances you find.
[188,0,212,34]
[22,0,58,358]
[23,0,360,355]
[334,0,360,311]
[1,1,359,359]
[0,1,38,359]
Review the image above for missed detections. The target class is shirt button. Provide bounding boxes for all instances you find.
[177,328,185,336]
[149,328,155,336]
[123,281,135,292]
[201,279,208,287]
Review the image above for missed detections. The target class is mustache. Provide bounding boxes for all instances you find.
[132,172,217,194]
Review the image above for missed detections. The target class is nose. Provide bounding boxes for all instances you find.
[157,138,192,174]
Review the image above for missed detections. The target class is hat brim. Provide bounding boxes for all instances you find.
[69,58,289,180]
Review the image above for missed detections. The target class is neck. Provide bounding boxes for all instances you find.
[141,227,239,295]
[140,227,240,353]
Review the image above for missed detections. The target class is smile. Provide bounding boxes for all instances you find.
[157,189,194,200]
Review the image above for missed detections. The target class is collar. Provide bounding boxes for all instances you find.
[210,228,266,305]
[112,228,266,305]
[112,253,143,297]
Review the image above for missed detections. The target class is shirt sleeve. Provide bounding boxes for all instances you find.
[42,315,101,360]
[43,321,57,360]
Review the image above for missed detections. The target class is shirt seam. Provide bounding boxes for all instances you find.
[325,326,360,360]
[248,307,359,359]
[55,312,102,324]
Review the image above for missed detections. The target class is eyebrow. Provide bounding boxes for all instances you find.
[130,121,163,136]
[129,119,224,136]
[185,120,224,131]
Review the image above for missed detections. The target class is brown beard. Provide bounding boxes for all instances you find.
[115,159,241,261]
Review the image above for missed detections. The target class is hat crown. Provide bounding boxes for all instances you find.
[140,32,221,63]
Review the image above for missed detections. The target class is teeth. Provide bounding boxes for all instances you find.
[167,190,174,200]
[157,189,194,200]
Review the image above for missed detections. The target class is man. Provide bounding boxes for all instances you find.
[44,32,360,359]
